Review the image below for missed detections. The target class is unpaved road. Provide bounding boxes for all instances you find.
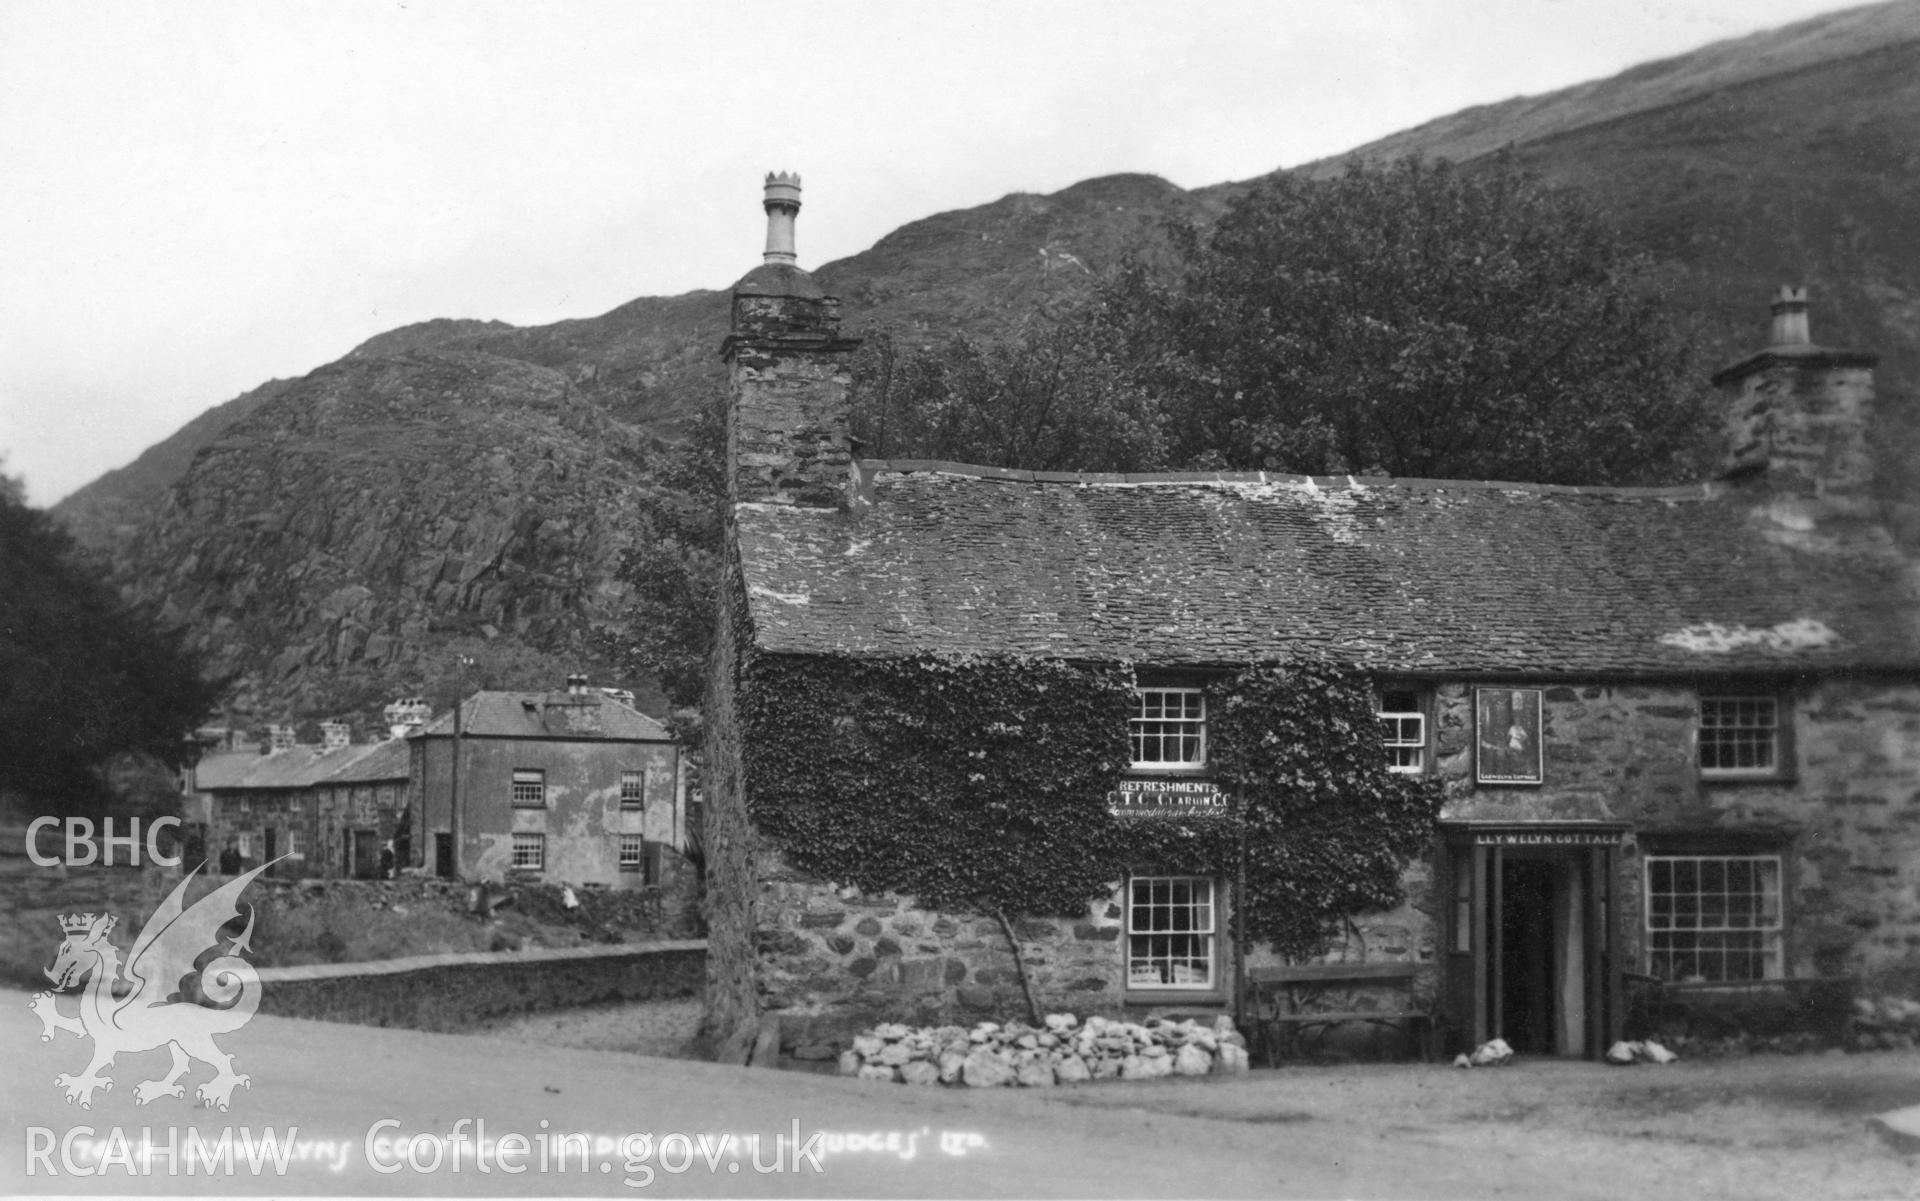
[4,989,1917,1198]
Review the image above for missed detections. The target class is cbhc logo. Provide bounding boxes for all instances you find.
[25,817,182,867]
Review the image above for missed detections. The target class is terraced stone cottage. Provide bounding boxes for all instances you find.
[703,175,1920,1059]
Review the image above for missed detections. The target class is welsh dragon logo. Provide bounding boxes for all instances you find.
[30,860,277,1111]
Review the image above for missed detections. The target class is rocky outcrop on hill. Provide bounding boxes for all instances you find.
[121,348,662,724]
[55,378,294,553]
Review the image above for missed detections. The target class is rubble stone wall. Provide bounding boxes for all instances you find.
[717,675,1920,1053]
[1431,677,1920,984]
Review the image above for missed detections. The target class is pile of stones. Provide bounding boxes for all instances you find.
[837,1012,1252,1087]
[1852,994,1920,1051]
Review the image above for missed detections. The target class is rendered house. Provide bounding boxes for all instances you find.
[702,176,1920,1058]
[412,677,689,888]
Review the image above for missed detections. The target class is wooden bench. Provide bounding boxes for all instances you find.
[1249,962,1434,1065]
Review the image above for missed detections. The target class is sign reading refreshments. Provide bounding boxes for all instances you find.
[1108,778,1228,814]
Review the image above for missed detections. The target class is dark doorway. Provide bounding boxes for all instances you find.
[434,832,455,879]
[264,827,278,873]
[352,830,381,880]
[1497,858,1557,1053]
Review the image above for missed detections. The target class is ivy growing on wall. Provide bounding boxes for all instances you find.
[738,652,1443,961]
[1206,662,1445,959]
[739,654,1137,915]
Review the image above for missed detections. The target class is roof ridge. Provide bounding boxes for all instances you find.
[861,459,1724,500]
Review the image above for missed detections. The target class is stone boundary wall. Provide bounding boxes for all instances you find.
[0,857,174,988]
[255,940,705,1031]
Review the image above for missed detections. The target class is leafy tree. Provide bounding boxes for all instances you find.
[1118,156,1713,482]
[850,305,1170,474]
[860,156,1713,485]
[0,470,224,812]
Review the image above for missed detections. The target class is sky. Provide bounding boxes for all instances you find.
[0,0,1868,507]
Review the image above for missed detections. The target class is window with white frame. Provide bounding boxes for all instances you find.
[1644,854,1782,982]
[511,769,546,807]
[1378,689,1427,773]
[511,832,545,871]
[621,770,645,808]
[1130,689,1206,769]
[619,834,645,872]
[286,829,306,859]
[1127,876,1215,989]
[1699,696,1781,775]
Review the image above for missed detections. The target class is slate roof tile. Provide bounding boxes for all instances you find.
[735,465,1920,676]
[416,690,671,741]
[197,739,409,792]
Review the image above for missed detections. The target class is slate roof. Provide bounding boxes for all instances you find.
[193,750,272,791]
[417,690,671,741]
[321,737,411,784]
[196,739,410,792]
[733,462,1920,677]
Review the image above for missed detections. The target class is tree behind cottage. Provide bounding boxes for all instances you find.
[0,470,222,813]
[858,156,1715,485]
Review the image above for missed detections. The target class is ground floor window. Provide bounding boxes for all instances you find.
[1644,854,1782,982]
[511,832,546,871]
[618,834,645,871]
[1127,876,1215,989]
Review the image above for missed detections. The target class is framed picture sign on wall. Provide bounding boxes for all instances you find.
[1475,687,1544,785]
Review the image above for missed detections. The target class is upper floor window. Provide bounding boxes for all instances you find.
[620,770,646,807]
[1378,689,1426,774]
[1699,696,1781,776]
[1131,688,1205,769]
[511,769,546,807]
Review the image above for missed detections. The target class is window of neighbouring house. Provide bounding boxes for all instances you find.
[235,832,252,858]
[1127,876,1215,990]
[286,830,306,859]
[511,769,546,807]
[1699,696,1782,776]
[511,832,545,871]
[1130,688,1206,769]
[1378,689,1427,774]
[619,834,645,871]
[1644,854,1783,982]
[621,771,645,807]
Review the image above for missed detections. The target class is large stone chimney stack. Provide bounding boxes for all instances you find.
[1714,286,1877,510]
[721,173,862,508]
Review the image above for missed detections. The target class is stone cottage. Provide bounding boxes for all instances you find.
[703,176,1920,1058]
[412,676,689,889]
[192,721,409,878]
